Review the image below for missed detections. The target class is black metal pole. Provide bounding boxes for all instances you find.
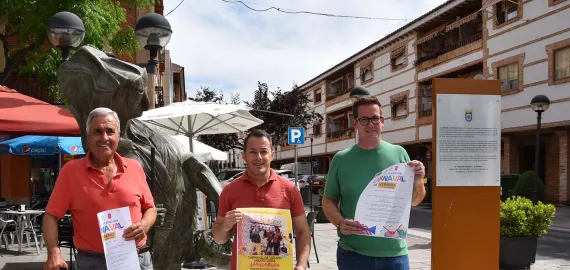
[310,138,313,212]
[532,111,542,205]
[149,147,156,247]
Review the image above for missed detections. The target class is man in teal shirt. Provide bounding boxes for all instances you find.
[323,94,426,270]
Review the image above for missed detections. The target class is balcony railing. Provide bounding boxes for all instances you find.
[327,128,354,140]
[418,103,433,118]
[6,74,63,104]
[326,86,350,101]
[414,32,482,67]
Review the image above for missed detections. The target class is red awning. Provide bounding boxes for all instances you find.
[0,85,80,136]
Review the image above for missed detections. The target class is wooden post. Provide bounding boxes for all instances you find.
[431,78,501,269]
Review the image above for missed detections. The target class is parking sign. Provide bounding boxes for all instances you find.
[287,127,305,145]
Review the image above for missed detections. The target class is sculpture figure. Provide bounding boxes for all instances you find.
[57,45,230,269]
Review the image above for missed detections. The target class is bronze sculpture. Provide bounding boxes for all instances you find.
[57,45,231,269]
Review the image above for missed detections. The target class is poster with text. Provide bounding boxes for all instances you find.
[236,208,294,270]
[97,207,140,270]
[354,163,414,239]
[436,94,501,186]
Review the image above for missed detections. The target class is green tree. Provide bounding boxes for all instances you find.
[0,0,153,102]
[244,82,322,150]
[192,82,322,152]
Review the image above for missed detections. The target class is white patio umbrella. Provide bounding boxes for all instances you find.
[138,100,263,152]
[170,135,227,162]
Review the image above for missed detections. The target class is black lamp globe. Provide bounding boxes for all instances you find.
[135,13,173,74]
[47,11,86,63]
[530,94,551,113]
[350,86,371,103]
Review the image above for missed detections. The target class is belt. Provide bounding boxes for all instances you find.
[77,245,151,257]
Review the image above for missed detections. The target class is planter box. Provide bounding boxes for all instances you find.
[499,236,538,270]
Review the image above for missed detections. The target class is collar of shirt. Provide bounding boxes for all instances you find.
[83,151,128,173]
[240,169,279,186]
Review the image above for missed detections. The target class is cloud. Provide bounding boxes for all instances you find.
[163,0,447,102]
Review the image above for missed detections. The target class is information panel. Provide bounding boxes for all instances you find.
[435,94,501,186]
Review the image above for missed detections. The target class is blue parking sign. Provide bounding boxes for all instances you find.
[288,127,305,145]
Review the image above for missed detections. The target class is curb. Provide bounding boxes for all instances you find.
[408,228,432,241]
[548,226,570,233]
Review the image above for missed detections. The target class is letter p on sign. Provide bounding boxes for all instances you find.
[288,127,305,145]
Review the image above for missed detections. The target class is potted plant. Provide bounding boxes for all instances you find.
[514,170,546,201]
[314,176,330,223]
[499,196,555,269]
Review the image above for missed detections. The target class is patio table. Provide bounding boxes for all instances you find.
[0,209,45,254]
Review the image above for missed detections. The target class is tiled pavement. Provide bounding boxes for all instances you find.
[3,205,570,269]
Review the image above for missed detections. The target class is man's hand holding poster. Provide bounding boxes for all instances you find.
[354,163,415,239]
[236,208,294,270]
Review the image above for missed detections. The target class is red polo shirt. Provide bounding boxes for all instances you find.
[217,169,305,270]
[45,152,155,253]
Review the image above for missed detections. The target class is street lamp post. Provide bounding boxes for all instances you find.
[349,86,370,143]
[349,86,370,103]
[47,11,86,64]
[530,94,551,204]
[310,137,314,211]
[135,13,173,109]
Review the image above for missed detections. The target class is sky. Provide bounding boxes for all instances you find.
[162,0,448,103]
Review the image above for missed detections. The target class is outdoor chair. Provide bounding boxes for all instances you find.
[0,214,17,251]
[23,213,44,251]
[293,211,319,268]
[58,215,76,269]
[206,200,217,228]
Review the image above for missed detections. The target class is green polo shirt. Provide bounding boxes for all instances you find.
[324,141,411,257]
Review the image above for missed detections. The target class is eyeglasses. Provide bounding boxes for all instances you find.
[355,116,383,126]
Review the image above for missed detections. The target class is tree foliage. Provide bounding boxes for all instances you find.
[192,82,322,151]
[0,0,153,102]
[244,82,322,149]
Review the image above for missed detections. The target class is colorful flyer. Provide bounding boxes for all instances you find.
[97,206,140,270]
[236,208,294,270]
[354,163,415,239]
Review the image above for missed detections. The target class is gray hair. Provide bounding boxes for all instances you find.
[86,107,121,134]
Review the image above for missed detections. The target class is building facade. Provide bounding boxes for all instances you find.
[274,0,570,204]
[0,0,186,106]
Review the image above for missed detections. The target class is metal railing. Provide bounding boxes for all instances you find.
[6,75,63,104]
[414,32,482,66]
[327,127,353,139]
[326,86,350,101]
[418,103,433,118]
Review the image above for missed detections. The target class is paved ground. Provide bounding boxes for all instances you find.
[2,200,570,269]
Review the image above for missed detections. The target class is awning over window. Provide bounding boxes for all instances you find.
[416,24,448,46]
[445,11,481,32]
[390,94,407,106]
[391,47,405,59]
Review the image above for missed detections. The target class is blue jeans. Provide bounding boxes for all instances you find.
[337,246,410,270]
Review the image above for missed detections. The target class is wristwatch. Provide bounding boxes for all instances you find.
[336,219,344,229]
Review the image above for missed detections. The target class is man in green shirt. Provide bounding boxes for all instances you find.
[323,94,426,270]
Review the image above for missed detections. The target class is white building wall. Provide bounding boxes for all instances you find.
[277,0,570,160]
[485,0,570,129]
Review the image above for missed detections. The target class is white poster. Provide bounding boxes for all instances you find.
[436,94,501,186]
[354,163,415,239]
[97,207,140,270]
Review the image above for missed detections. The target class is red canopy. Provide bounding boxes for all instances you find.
[0,85,80,136]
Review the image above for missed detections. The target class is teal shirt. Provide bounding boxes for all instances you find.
[324,141,411,257]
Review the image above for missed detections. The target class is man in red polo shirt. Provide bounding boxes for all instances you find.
[212,129,311,270]
[42,107,157,270]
